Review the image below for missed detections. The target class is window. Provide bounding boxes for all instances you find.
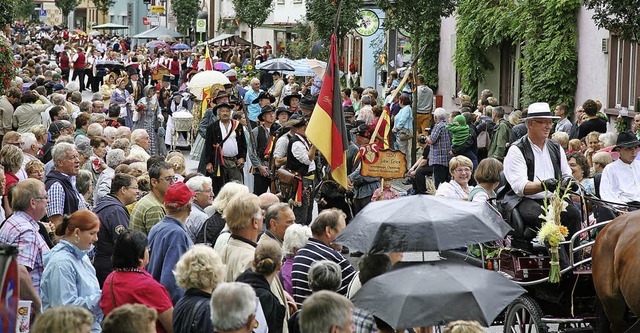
[293,0,303,3]
[608,35,639,110]
[277,0,285,4]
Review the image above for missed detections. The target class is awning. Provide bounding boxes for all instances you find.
[206,34,260,47]
[132,26,185,39]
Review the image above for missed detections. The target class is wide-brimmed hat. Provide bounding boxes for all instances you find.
[276,107,291,118]
[526,102,560,119]
[213,90,230,102]
[350,123,372,139]
[258,105,276,121]
[213,102,233,112]
[616,131,640,148]
[299,96,316,110]
[343,105,355,118]
[162,74,172,82]
[252,91,275,104]
[283,93,301,107]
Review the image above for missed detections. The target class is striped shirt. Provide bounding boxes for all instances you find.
[291,238,356,307]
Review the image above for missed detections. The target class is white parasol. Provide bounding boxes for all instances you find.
[187,70,231,98]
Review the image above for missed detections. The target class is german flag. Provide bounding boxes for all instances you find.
[204,44,213,71]
[307,34,349,189]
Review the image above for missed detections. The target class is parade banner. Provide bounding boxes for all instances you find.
[359,143,407,178]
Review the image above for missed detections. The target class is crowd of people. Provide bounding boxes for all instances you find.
[3,25,638,333]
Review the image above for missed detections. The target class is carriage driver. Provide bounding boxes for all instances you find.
[503,102,581,242]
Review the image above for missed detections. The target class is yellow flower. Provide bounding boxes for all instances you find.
[558,225,569,237]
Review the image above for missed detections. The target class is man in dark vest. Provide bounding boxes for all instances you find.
[286,117,316,225]
[45,142,87,228]
[503,102,581,242]
[125,67,144,103]
[202,102,247,195]
[249,105,281,195]
[71,47,86,92]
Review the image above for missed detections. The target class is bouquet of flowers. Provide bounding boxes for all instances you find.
[537,179,572,283]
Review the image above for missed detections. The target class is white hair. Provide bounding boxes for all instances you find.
[103,126,117,141]
[52,142,77,163]
[250,77,260,85]
[131,129,148,145]
[599,132,617,148]
[86,123,103,137]
[282,224,311,256]
[21,133,38,152]
[106,149,126,169]
[210,282,256,331]
[185,175,212,192]
[89,113,105,125]
[433,107,449,121]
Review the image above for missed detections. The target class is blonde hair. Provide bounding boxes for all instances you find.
[25,159,45,175]
[551,131,569,150]
[174,244,226,290]
[223,192,261,231]
[443,320,485,333]
[592,151,613,168]
[0,145,23,173]
[102,304,158,333]
[568,139,581,151]
[211,182,249,214]
[167,155,186,176]
[448,155,473,175]
[31,306,93,333]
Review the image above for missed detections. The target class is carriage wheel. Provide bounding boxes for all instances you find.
[503,295,548,333]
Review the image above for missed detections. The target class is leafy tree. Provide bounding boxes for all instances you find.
[584,0,640,42]
[14,0,36,21]
[91,0,114,23]
[55,0,81,27]
[172,0,199,35]
[231,0,274,65]
[305,0,362,43]
[0,0,14,27]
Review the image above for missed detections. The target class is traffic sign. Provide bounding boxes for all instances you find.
[151,6,165,13]
[196,19,206,32]
[142,17,149,25]
[39,10,46,17]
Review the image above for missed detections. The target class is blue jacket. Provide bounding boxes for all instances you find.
[147,216,194,304]
[93,194,130,286]
[41,240,103,332]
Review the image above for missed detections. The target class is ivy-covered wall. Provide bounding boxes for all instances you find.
[454,0,580,108]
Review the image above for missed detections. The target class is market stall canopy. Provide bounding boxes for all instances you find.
[132,26,185,39]
[92,23,129,30]
[206,34,260,47]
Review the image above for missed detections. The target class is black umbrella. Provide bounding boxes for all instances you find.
[333,195,512,253]
[352,261,526,328]
[258,59,295,72]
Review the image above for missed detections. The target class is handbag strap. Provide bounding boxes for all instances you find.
[182,298,207,332]
[109,275,118,308]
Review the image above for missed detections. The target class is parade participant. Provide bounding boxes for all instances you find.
[41,210,103,332]
[159,74,177,119]
[193,90,230,165]
[286,117,316,225]
[297,96,315,118]
[71,47,87,92]
[273,117,299,167]
[250,105,281,195]
[172,245,224,333]
[135,86,162,155]
[218,192,263,282]
[59,48,71,82]
[275,107,291,125]
[348,124,380,215]
[244,78,263,126]
[130,161,173,234]
[100,230,174,333]
[210,283,257,333]
[93,173,139,286]
[292,209,356,307]
[202,102,246,194]
[46,143,86,228]
[0,179,50,317]
[252,91,276,117]
[125,67,144,103]
[100,73,118,103]
[147,181,195,304]
[283,93,301,115]
[503,102,581,241]
[599,131,640,206]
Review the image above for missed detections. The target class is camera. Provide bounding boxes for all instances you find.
[418,135,428,144]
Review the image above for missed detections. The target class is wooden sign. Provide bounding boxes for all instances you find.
[359,143,407,178]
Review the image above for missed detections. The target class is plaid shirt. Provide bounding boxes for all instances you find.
[353,307,376,333]
[130,193,166,235]
[429,119,452,166]
[46,178,87,217]
[0,211,50,296]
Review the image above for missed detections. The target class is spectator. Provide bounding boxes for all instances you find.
[43,120,72,163]
[130,161,173,234]
[100,230,174,333]
[299,291,354,333]
[129,129,151,162]
[75,112,91,138]
[577,99,607,139]
[19,132,42,180]
[415,75,434,134]
[102,304,158,333]
[31,306,93,333]
[76,169,94,209]
[435,155,475,200]
[219,192,263,282]
[0,87,21,142]
[41,210,103,332]
[469,157,503,206]
[487,106,512,161]
[147,182,195,304]
[93,173,139,285]
[1,144,23,204]
[281,224,311,296]
[259,202,295,246]
[357,95,374,125]
[426,107,452,189]
[443,320,485,333]
[292,208,356,307]
[115,126,132,140]
[173,244,225,333]
[25,159,45,182]
[206,182,251,249]
[184,176,214,243]
[0,179,50,316]
[13,90,52,133]
[45,142,86,228]
[393,95,413,165]
[94,148,126,203]
[554,103,572,133]
[210,282,257,333]
[592,151,613,174]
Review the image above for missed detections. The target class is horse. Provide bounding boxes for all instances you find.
[592,210,640,332]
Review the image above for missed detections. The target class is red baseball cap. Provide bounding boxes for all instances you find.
[164,182,195,209]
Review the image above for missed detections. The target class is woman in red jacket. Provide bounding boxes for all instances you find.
[59,49,71,83]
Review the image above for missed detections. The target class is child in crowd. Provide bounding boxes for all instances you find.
[371,178,399,202]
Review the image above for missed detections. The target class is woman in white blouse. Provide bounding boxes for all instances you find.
[435,155,474,200]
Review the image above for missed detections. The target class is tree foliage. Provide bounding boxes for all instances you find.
[13,0,35,21]
[54,0,81,26]
[172,0,199,35]
[0,33,16,96]
[306,0,362,43]
[91,0,114,17]
[454,0,579,107]
[287,19,314,59]
[375,0,456,91]
[584,0,640,42]
[232,0,273,64]
[0,0,14,26]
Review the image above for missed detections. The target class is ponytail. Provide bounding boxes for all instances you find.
[54,215,71,237]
